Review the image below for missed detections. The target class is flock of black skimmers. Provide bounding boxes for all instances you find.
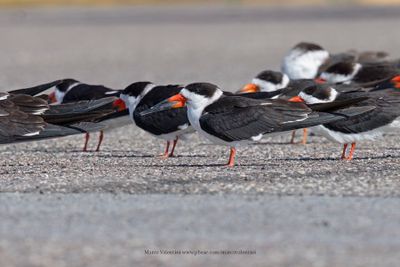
[3,42,400,166]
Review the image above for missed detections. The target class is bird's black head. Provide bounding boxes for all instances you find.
[56,78,80,92]
[180,82,223,109]
[282,42,330,80]
[325,61,356,76]
[296,84,338,104]
[122,81,153,97]
[293,42,325,53]
[255,70,284,85]
[183,83,219,98]
[319,61,361,84]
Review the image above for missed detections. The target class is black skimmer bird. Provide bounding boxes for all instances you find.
[239,70,316,99]
[290,79,400,160]
[141,82,373,166]
[239,70,317,144]
[317,61,399,86]
[282,42,391,80]
[47,79,121,104]
[281,42,330,80]
[280,42,390,143]
[114,81,192,158]
[0,92,115,144]
[281,43,333,143]
[36,78,129,152]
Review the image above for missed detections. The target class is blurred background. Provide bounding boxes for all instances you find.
[0,0,399,91]
[1,0,400,6]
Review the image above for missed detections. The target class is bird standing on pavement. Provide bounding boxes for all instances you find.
[142,82,373,166]
[114,82,193,158]
[290,77,400,160]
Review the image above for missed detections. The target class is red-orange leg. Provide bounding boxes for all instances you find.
[83,133,90,152]
[160,141,170,159]
[346,143,356,160]
[301,128,308,145]
[95,131,104,152]
[227,147,237,167]
[341,144,348,159]
[169,137,179,157]
[290,130,296,144]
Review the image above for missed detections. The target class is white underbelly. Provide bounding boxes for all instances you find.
[314,121,399,144]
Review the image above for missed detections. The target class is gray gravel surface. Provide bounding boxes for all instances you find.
[1,5,400,267]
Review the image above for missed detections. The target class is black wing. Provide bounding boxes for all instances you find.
[323,90,400,133]
[354,63,399,84]
[0,122,105,144]
[62,84,120,103]
[43,97,117,125]
[134,85,189,135]
[198,96,343,142]
[0,97,47,139]
[7,94,49,115]
[8,79,63,96]
[240,90,284,99]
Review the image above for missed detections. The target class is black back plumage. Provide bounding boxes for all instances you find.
[323,88,400,133]
[198,95,357,142]
[354,63,399,85]
[255,70,284,85]
[0,94,116,143]
[62,84,120,103]
[133,85,189,135]
[8,79,64,96]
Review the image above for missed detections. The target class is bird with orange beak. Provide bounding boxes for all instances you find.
[116,81,193,158]
[141,82,371,167]
[45,79,129,152]
[239,70,317,144]
[239,70,290,97]
[287,77,400,160]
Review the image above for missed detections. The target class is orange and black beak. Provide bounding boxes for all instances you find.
[112,98,127,111]
[48,92,57,103]
[238,83,260,94]
[391,75,400,89]
[288,96,305,103]
[139,93,187,116]
[314,77,326,84]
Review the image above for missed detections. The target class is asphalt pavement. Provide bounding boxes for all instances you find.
[1,5,400,267]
